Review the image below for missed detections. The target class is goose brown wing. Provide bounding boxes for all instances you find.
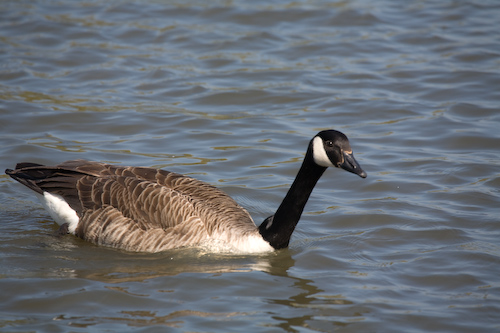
[8,160,257,251]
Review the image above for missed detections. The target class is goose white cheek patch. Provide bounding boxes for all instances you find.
[312,136,335,167]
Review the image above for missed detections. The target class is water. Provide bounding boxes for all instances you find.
[1,0,499,331]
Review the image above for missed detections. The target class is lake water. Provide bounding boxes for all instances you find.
[1,0,499,331]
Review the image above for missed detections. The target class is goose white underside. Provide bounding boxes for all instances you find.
[35,192,273,253]
[36,192,80,234]
[223,233,273,254]
[199,234,273,254]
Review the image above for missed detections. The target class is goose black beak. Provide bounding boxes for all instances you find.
[340,151,367,178]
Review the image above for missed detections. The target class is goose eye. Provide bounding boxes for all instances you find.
[325,140,334,147]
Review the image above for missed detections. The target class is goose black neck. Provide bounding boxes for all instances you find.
[259,146,327,249]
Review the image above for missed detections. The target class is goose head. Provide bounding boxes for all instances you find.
[259,129,366,250]
[311,130,367,178]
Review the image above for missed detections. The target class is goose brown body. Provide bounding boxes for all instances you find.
[6,160,271,253]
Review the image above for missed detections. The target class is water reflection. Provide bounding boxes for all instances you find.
[75,253,282,283]
[266,274,363,331]
[29,238,365,331]
[6,230,297,282]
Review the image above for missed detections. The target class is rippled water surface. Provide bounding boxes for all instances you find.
[1,0,499,331]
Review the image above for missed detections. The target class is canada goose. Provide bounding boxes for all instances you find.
[6,129,366,253]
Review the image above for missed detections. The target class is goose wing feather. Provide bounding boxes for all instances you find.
[10,160,260,252]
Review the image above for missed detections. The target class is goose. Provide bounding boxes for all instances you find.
[5,129,366,253]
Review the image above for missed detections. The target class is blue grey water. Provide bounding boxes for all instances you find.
[1,0,499,331]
